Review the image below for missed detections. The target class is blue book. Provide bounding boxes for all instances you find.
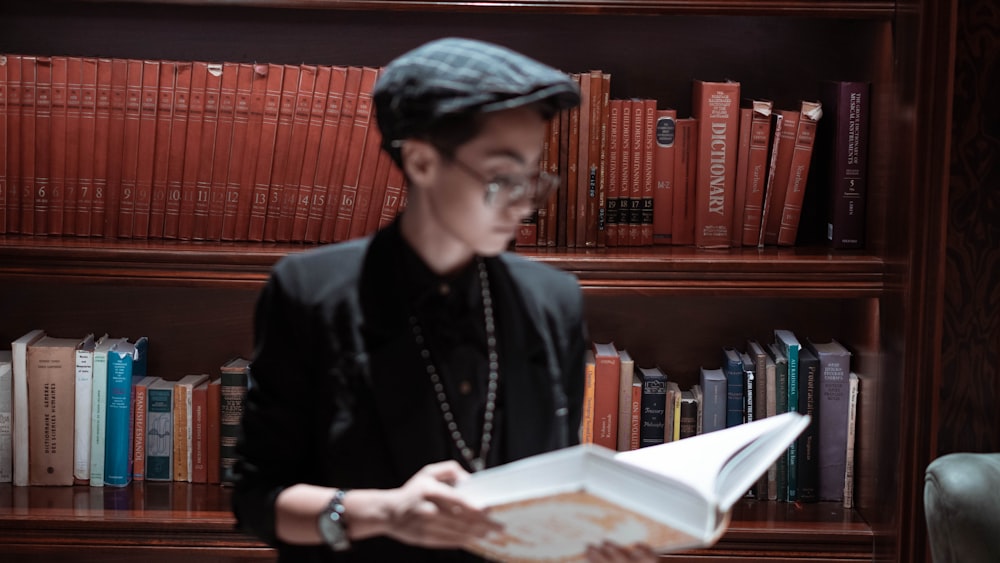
[774,329,801,501]
[146,378,174,481]
[104,340,135,487]
[637,366,667,448]
[722,347,745,428]
[698,367,726,434]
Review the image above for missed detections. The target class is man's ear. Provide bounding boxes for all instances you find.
[399,139,439,190]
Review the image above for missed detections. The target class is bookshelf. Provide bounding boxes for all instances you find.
[0,0,952,561]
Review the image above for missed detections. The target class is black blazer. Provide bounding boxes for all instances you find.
[233,224,586,562]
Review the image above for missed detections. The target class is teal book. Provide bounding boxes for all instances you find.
[104,340,135,487]
[89,336,125,488]
[773,329,801,501]
[146,378,174,481]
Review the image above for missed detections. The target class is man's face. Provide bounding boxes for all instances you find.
[426,105,549,256]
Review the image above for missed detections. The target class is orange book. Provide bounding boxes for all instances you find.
[304,66,347,243]
[75,57,99,237]
[27,56,49,236]
[4,55,22,234]
[48,56,69,236]
[162,62,192,239]
[595,73,611,247]
[652,108,677,245]
[220,63,255,241]
[191,379,209,483]
[131,375,157,481]
[583,71,604,248]
[592,342,621,450]
[377,160,405,230]
[741,100,774,246]
[691,79,741,248]
[363,142,394,236]
[348,69,386,241]
[262,65,299,242]
[629,372,642,450]
[581,350,595,444]
[206,378,222,485]
[777,101,822,246]
[671,117,698,245]
[545,106,562,247]
[291,65,330,242]
[177,61,208,240]
[201,62,238,241]
[230,64,269,241]
[318,66,362,243]
[247,63,284,242]
[604,100,622,246]
[130,59,160,239]
[640,99,656,246]
[564,74,581,248]
[628,99,644,246]
[760,110,799,245]
[332,66,378,243]
[276,65,315,242]
[191,63,223,240]
[148,61,176,239]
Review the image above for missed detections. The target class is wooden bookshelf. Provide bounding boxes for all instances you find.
[0,0,952,561]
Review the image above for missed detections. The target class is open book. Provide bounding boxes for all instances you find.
[457,411,810,562]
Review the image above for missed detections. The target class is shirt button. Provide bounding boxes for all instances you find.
[438,283,450,296]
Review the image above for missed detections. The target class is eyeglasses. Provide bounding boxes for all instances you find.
[448,157,560,208]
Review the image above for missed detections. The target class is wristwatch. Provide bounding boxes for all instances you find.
[317,488,350,551]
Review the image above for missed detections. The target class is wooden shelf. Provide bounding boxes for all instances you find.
[0,484,872,562]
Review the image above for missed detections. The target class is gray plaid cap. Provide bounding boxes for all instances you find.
[373,37,580,152]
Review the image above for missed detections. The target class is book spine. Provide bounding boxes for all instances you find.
[761,110,799,245]
[722,347,744,428]
[731,108,753,247]
[115,59,143,238]
[130,60,160,239]
[678,392,697,439]
[604,100,621,247]
[691,80,741,248]
[192,62,222,240]
[276,65,315,242]
[816,345,853,501]
[5,55,22,234]
[0,56,10,234]
[162,62,192,239]
[629,376,642,450]
[246,64,284,241]
[638,370,667,448]
[304,66,347,241]
[377,163,405,230]
[592,346,619,450]
[231,64,268,241]
[579,71,598,248]
[652,109,677,245]
[131,379,148,481]
[581,351,595,444]
[616,351,634,452]
[31,57,52,235]
[627,99,643,247]
[363,148,393,236]
[220,63,254,241]
[88,346,108,486]
[332,67,378,243]
[777,102,822,246]
[843,372,859,508]
[177,62,207,240]
[262,65,298,242]
[220,365,248,484]
[318,66,361,243]
[640,99,656,246]
[0,359,10,482]
[699,368,726,434]
[27,341,76,486]
[147,61,175,239]
[145,385,173,481]
[172,383,191,482]
[89,60,112,236]
[74,58,98,236]
[74,347,94,483]
[823,81,870,249]
[207,379,222,484]
[347,74,385,241]
[191,383,208,483]
[671,118,697,245]
[203,62,238,241]
[796,348,820,502]
[104,350,133,487]
[49,56,69,235]
[741,101,773,246]
[20,56,41,236]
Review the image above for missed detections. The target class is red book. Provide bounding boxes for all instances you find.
[75,57,99,237]
[131,376,155,481]
[545,106,562,247]
[191,380,209,484]
[317,66,361,243]
[148,61,176,239]
[262,65,299,242]
[595,74,611,247]
[741,100,775,246]
[304,66,347,242]
[760,110,799,246]
[348,70,386,241]
[26,56,49,236]
[363,147,394,236]
[652,108,677,245]
[691,79,741,248]
[0,56,8,233]
[605,100,622,246]
[276,65,316,242]
[177,61,208,240]
[206,378,221,485]
[628,99,644,246]
[532,118,550,247]
[4,55,22,234]
[220,63,255,241]
[99,58,129,238]
[564,74,581,248]
[583,71,604,248]
[163,62,192,239]
[615,99,632,247]
[640,99,656,246]
[377,160,405,230]
[129,60,161,239]
[247,63,284,242]
[229,64,269,241]
[555,103,570,247]
[192,62,223,240]
[63,57,84,235]
[332,66,378,243]
[671,117,698,245]
[731,108,753,248]
[203,62,238,241]
[592,342,621,450]
[777,101,822,246]
[48,56,69,236]
[292,65,330,242]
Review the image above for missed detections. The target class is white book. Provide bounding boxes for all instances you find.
[843,372,860,509]
[0,350,13,482]
[11,329,45,486]
[89,337,125,487]
[458,412,810,562]
[73,333,99,483]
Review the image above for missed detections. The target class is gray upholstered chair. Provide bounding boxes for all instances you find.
[924,452,1000,563]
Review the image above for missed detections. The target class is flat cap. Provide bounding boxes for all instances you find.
[373,37,580,151]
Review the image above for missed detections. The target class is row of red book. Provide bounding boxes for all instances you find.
[582,333,860,508]
[1,329,250,488]
[0,54,868,248]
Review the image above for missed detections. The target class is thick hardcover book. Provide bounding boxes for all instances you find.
[206,378,222,485]
[203,62,239,241]
[591,342,620,450]
[795,346,820,502]
[348,74,387,241]
[191,379,209,483]
[740,100,774,246]
[818,81,870,249]
[27,335,83,486]
[627,99,644,246]
[304,66,347,242]
[191,62,223,240]
[31,57,52,236]
[363,146,394,236]
[104,341,135,487]
[377,162,405,230]
[129,60,160,239]
[629,372,642,450]
[458,412,809,561]
[777,101,823,246]
[318,66,362,243]
[147,61,176,239]
[131,375,158,481]
[638,366,668,448]
[652,109,677,245]
[88,336,121,487]
[145,377,174,481]
[230,63,268,241]
[20,56,42,236]
[760,110,798,245]
[73,333,97,484]
[99,59,129,238]
[177,61,207,240]
[0,56,10,234]
[89,59,113,236]
[220,357,250,484]
[247,63,285,241]
[276,65,316,242]
[731,107,752,247]
[691,80,740,248]
[48,56,69,235]
[261,64,299,242]
[580,71,602,247]
[604,100,622,246]
[74,57,98,236]
[640,99,656,245]
[10,329,45,486]
[219,63,255,241]
[0,352,11,482]
[678,390,698,439]
[698,367,726,435]
[595,73,610,247]
[173,373,210,482]
[63,57,85,235]
[722,347,745,428]
[4,55,22,234]
[773,329,801,500]
[115,59,144,239]
[671,118,697,245]
[290,65,329,242]
[616,348,635,452]
[806,338,854,501]
[162,62,192,239]
[332,67,379,243]
[615,99,631,247]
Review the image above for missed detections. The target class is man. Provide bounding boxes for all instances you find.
[233,37,655,562]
